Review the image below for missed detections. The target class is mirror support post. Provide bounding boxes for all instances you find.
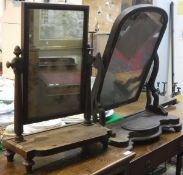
[146,53,168,115]
[7,46,24,142]
[84,48,93,125]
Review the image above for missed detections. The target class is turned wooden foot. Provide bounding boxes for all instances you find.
[102,138,108,150]
[23,158,35,174]
[5,149,15,162]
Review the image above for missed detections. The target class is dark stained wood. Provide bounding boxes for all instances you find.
[129,102,183,175]
[6,46,24,142]
[4,124,110,153]
[130,133,183,175]
[107,93,181,147]
[3,3,113,173]
[21,2,90,125]
[1,100,183,175]
[91,5,181,147]
[0,145,135,175]
[3,123,111,173]
[92,5,168,120]
[108,111,181,147]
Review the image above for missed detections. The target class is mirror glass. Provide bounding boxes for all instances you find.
[27,9,84,120]
[100,11,164,109]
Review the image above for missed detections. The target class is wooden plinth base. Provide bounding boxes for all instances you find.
[3,123,111,174]
[108,111,182,148]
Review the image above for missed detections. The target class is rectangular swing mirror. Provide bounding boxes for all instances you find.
[3,4,112,174]
[22,3,89,123]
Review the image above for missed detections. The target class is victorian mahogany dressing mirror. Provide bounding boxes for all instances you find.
[3,2,111,173]
[92,4,182,148]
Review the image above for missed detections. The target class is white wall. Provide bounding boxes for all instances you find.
[173,0,183,93]
[153,0,172,95]
[1,0,21,79]
[154,0,183,95]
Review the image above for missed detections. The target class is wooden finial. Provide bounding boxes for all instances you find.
[6,46,23,73]
[13,45,22,57]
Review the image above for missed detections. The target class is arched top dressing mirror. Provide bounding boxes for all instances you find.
[99,5,168,110]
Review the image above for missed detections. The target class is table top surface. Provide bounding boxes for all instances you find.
[0,95,183,175]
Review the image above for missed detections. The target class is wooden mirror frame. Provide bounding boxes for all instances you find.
[6,2,91,141]
[21,2,90,124]
[92,5,168,125]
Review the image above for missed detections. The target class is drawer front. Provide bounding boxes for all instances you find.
[130,137,183,175]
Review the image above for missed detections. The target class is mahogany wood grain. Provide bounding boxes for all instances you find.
[1,97,183,175]
[0,145,135,175]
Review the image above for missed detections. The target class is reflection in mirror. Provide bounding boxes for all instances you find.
[27,9,84,119]
[101,11,164,109]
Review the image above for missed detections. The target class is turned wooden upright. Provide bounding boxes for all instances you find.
[3,46,112,174]
[6,46,24,142]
